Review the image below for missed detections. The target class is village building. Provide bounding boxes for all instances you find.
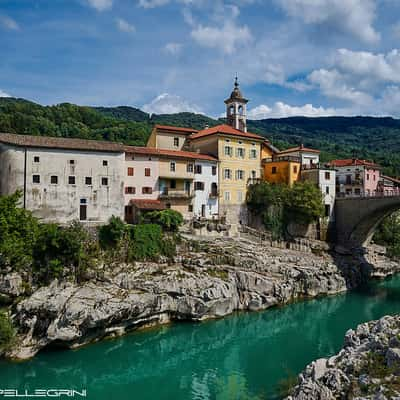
[0,133,125,224]
[146,124,197,151]
[328,159,381,196]
[123,146,162,223]
[378,175,400,195]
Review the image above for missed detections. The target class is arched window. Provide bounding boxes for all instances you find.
[238,105,243,115]
[229,105,235,115]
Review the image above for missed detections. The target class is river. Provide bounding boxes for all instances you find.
[1,275,400,399]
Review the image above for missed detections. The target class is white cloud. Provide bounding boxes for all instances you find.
[276,0,379,44]
[248,102,340,119]
[308,68,373,105]
[333,48,400,84]
[191,21,252,54]
[116,18,136,33]
[142,93,203,114]
[0,90,11,98]
[138,0,170,8]
[164,42,183,55]
[0,15,19,31]
[86,0,113,11]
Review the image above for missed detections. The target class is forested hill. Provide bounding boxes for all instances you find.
[1,97,400,175]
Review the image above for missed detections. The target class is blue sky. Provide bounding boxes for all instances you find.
[2,0,400,118]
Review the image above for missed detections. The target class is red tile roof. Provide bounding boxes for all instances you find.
[278,145,320,155]
[0,133,124,152]
[189,124,264,141]
[124,145,217,161]
[154,124,198,134]
[327,159,381,168]
[130,199,165,210]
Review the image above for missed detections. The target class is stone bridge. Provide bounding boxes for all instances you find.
[334,194,400,249]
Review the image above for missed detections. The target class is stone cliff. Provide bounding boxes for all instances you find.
[2,235,400,360]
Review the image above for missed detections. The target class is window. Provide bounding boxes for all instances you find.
[68,176,76,185]
[170,180,176,189]
[373,175,376,181]
[142,187,153,194]
[127,167,134,176]
[325,172,330,180]
[69,160,75,165]
[326,186,330,194]
[325,204,330,217]
[145,168,151,177]
[237,191,243,202]
[32,174,40,184]
[251,170,256,179]
[188,204,193,212]
[346,175,352,184]
[50,175,58,184]
[272,166,277,174]
[34,156,40,163]
[195,165,202,174]
[103,160,108,166]
[194,181,205,191]
[224,191,231,201]
[236,148,245,158]
[166,203,171,209]
[85,177,92,185]
[212,166,217,176]
[250,149,257,159]
[80,198,87,204]
[235,170,245,180]
[224,146,233,157]
[187,163,194,173]
[355,188,361,195]
[173,137,179,147]
[101,177,108,186]
[170,162,176,172]
[367,174,370,180]
[224,169,232,179]
[294,165,298,173]
[125,187,135,194]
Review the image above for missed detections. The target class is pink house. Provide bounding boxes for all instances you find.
[328,159,381,196]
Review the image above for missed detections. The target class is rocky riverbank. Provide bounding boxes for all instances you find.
[286,315,400,400]
[3,234,400,360]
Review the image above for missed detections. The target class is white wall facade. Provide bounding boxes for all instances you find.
[193,160,219,218]
[0,144,124,224]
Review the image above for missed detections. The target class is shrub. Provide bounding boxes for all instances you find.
[0,311,15,351]
[128,224,163,261]
[143,209,183,232]
[0,192,39,271]
[99,216,127,249]
[33,221,92,283]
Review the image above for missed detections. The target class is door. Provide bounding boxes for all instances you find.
[80,205,87,221]
[201,204,206,218]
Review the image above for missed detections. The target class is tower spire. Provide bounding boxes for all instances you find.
[224,76,249,132]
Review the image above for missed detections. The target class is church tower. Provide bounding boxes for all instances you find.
[224,77,248,132]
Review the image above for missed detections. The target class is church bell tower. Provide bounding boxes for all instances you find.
[224,76,248,132]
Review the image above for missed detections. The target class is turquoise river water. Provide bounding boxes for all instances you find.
[1,275,400,399]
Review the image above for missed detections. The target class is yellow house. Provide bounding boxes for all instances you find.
[189,124,264,225]
[263,156,301,186]
[146,124,197,151]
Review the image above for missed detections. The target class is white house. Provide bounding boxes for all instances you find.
[0,133,125,224]
[193,159,219,218]
[278,145,320,166]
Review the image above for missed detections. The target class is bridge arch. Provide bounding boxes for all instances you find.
[334,196,400,249]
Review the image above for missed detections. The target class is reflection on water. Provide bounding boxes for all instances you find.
[1,276,400,399]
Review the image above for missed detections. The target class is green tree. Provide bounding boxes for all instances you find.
[98,216,127,249]
[374,211,400,257]
[285,181,324,225]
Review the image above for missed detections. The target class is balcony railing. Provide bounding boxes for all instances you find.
[263,156,301,163]
[159,189,194,199]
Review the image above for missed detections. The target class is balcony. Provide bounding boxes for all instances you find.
[263,156,301,163]
[159,189,194,199]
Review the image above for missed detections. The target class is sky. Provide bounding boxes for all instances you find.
[2,0,400,119]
